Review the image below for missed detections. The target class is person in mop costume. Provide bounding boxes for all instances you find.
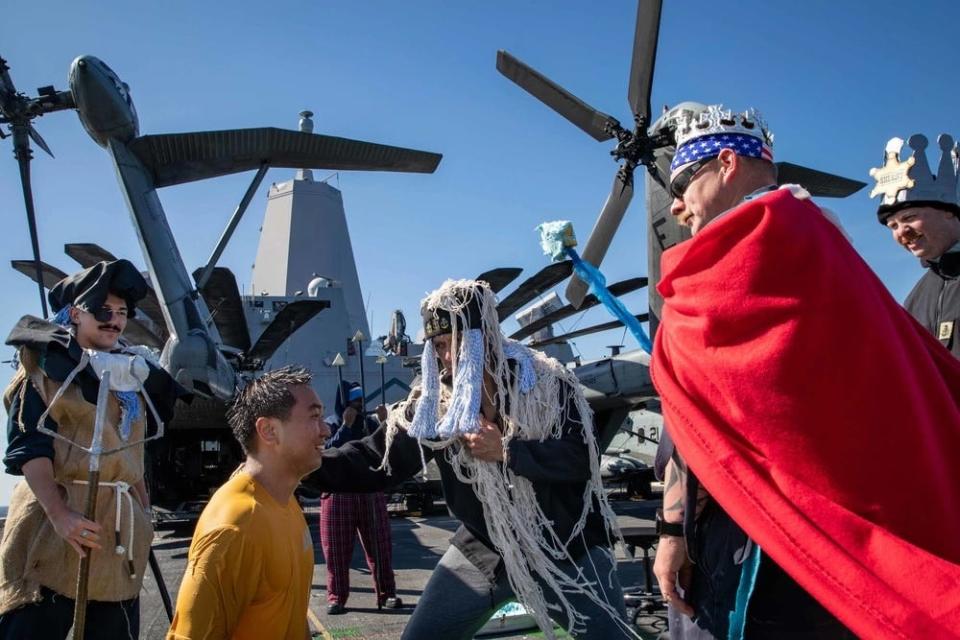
[379,278,631,640]
[0,260,185,639]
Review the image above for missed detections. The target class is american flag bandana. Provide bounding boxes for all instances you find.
[670,132,773,177]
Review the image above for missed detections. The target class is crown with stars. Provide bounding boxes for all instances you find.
[869,134,960,222]
[670,105,774,178]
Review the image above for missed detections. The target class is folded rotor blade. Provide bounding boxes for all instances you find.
[496,50,620,143]
[775,162,866,198]
[496,261,573,321]
[128,128,442,188]
[64,243,167,332]
[12,125,49,317]
[510,276,647,341]
[0,57,18,114]
[118,319,165,349]
[64,242,117,267]
[565,169,635,308]
[248,300,330,362]
[28,124,53,157]
[192,267,252,352]
[627,0,663,123]
[11,259,67,288]
[475,267,523,294]
[530,313,649,349]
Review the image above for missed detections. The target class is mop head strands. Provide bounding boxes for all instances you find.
[380,279,628,638]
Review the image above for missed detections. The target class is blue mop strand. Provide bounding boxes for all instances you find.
[437,328,484,438]
[727,543,762,640]
[51,306,72,327]
[537,220,652,354]
[565,248,653,354]
[115,391,141,441]
[502,340,536,393]
[409,339,440,438]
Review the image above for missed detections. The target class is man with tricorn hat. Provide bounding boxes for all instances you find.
[871,133,960,359]
[651,104,960,639]
[0,260,185,639]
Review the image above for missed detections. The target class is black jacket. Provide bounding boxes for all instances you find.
[306,383,611,580]
[905,251,960,359]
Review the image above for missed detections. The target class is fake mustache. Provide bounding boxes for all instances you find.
[98,324,122,332]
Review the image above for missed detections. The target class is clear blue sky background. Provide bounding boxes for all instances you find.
[1,0,957,503]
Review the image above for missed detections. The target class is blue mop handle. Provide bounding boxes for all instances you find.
[565,248,653,354]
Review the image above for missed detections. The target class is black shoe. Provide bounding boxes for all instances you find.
[381,596,403,610]
[327,603,346,615]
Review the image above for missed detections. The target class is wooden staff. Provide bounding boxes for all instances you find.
[72,369,111,638]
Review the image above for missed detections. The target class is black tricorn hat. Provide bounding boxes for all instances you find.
[421,282,486,340]
[48,259,148,319]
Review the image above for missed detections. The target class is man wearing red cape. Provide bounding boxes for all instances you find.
[651,105,960,640]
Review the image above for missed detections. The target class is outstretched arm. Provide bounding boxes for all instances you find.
[304,424,430,493]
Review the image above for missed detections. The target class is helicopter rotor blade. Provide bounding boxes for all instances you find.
[11,125,48,317]
[64,242,118,267]
[510,276,647,341]
[192,266,252,352]
[775,162,866,198]
[530,313,650,349]
[627,0,663,124]
[475,267,523,294]
[10,259,67,288]
[496,261,573,321]
[565,168,635,308]
[27,124,53,158]
[128,128,442,188]
[247,300,330,363]
[496,50,620,142]
[0,56,18,112]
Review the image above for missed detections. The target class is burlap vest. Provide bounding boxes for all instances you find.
[0,347,153,613]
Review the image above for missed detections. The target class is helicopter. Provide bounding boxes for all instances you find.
[1,53,442,508]
[488,0,866,487]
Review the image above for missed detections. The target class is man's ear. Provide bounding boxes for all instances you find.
[254,416,278,447]
[717,148,738,180]
[68,307,81,325]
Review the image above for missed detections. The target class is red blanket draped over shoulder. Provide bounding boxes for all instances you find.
[651,187,960,639]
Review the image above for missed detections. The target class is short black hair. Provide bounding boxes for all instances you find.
[227,366,313,454]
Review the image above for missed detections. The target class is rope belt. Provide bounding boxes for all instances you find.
[72,479,138,579]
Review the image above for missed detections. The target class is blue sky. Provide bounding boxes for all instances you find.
[1,0,957,502]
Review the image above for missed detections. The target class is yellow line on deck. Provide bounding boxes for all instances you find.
[307,606,333,640]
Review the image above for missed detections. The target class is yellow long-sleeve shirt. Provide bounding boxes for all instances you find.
[167,471,314,640]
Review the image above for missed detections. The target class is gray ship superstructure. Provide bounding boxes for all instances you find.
[248,132,413,414]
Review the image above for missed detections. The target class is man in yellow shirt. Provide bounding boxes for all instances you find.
[167,366,330,640]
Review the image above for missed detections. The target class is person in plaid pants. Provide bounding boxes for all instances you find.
[320,382,401,615]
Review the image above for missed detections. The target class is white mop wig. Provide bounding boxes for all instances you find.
[382,279,626,638]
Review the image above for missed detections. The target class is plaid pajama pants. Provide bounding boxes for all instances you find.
[319,492,397,605]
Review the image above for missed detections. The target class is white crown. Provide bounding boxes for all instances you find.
[674,105,774,150]
[869,134,959,207]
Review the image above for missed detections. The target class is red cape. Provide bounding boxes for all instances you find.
[651,188,960,639]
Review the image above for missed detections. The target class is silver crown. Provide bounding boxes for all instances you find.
[674,104,774,149]
[869,134,959,207]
